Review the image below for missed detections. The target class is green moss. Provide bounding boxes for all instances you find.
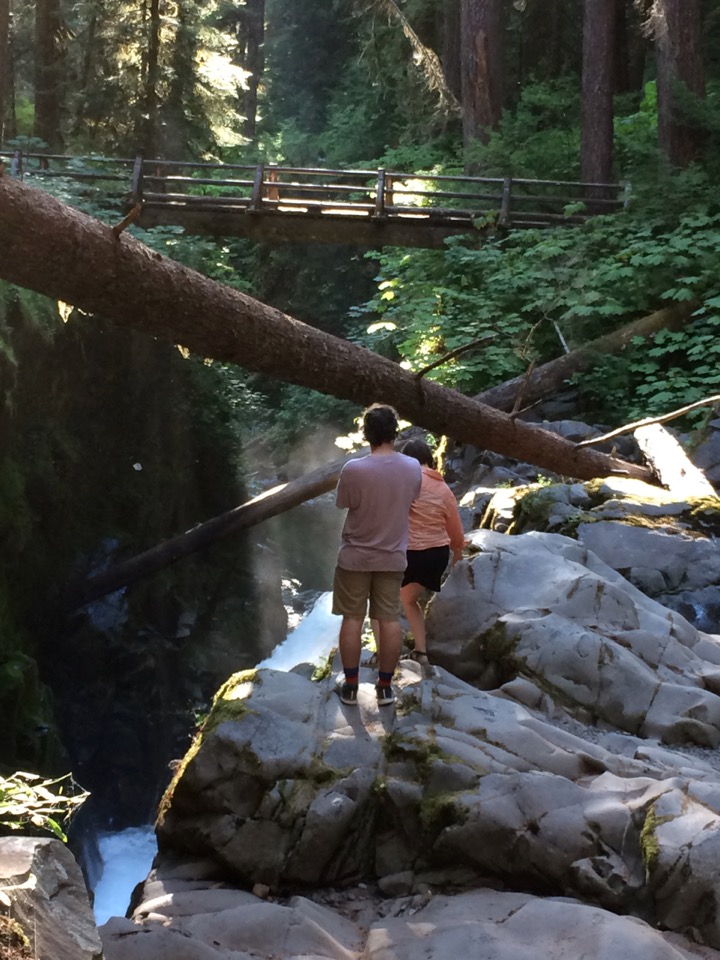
[687,496,720,535]
[306,755,352,785]
[213,669,259,704]
[0,915,32,957]
[396,692,421,716]
[418,791,466,832]
[311,650,335,682]
[640,805,675,874]
[476,621,522,685]
[156,729,204,827]
[641,807,661,872]
[156,671,260,827]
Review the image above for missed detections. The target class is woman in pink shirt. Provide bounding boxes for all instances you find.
[400,438,465,663]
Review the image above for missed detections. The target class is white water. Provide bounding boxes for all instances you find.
[92,592,339,925]
[92,825,157,926]
[257,591,340,671]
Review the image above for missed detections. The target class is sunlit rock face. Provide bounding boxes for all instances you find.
[0,837,103,960]
[475,476,720,633]
[98,490,720,960]
[149,583,720,951]
[427,529,720,745]
[101,650,720,956]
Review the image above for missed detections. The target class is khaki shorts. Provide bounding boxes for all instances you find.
[332,567,404,620]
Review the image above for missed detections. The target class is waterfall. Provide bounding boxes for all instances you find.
[92,591,339,925]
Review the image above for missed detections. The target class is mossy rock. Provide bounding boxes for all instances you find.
[0,916,32,960]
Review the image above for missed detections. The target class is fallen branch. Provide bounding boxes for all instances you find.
[577,393,720,448]
[66,455,355,609]
[414,335,495,379]
[474,303,695,413]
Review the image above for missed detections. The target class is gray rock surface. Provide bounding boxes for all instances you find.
[0,837,103,960]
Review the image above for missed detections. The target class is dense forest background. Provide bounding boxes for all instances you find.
[3,0,720,826]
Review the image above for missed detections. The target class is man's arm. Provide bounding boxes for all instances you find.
[335,462,354,509]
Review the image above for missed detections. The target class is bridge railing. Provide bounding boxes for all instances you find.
[1,151,625,231]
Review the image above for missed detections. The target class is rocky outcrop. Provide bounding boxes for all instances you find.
[101,873,720,960]
[0,837,103,960]
[98,644,720,956]
[427,528,720,745]
[476,475,720,631]
[93,472,720,959]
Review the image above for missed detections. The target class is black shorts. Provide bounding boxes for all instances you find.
[402,546,450,592]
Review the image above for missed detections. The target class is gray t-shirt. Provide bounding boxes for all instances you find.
[335,452,422,571]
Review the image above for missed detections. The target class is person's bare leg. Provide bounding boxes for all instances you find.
[376,618,403,675]
[338,616,364,680]
[401,582,427,653]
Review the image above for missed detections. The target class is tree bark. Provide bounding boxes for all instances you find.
[0,0,8,144]
[440,0,461,103]
[460,0,503,149]
[581,0,616,191]
[634,424,716,499]
[474,302,693,412]
[242,0,264,142]
[142,0,161,156]
[0,176,653,489]
[35,0,65,150]
[66,455,353,609]
[652,0,705,168]
[66,305,690,608]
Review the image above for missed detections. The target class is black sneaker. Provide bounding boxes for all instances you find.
[339,683,358,706]
[375,683,395,707]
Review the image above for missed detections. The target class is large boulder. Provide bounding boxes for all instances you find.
[426,529,720,744]
[150,654,720,947]
[101,875,720,960]
[0,837,102,960]
[478,476,720,630]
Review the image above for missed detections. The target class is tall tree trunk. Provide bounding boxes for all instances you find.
[580,0,616,191]
[165,0,198,158]
[460,0,503,151]
[613,0,647,94]
[0,176,652,487]
[241,0,264,142]
[440,0,461,103]
[0,0,8,144]
[35,0,65,150]
[142,0,161,156]
[652,0,705,168]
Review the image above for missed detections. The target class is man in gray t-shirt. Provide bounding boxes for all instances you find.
[332,404,421,707]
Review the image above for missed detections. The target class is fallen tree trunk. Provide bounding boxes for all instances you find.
[67,457,352,609]
[0,175,652,486]
[634,424,717,499]
[475,302,694,412]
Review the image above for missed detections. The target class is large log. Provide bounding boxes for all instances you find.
[475,303,693,412]
[0,175,652,486]
[67,457,351,609]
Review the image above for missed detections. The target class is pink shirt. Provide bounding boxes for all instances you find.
[407,466,465,559]
[336,452,422,571]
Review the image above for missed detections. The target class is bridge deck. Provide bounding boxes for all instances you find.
[1,152,625,249]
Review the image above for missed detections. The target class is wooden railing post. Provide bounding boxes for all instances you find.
[375,169,386,217]
[130,156,144,204]
[266,165,279,202]
[499,176,512,227]
[249,163,265,211]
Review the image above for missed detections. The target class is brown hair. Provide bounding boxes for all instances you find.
[362,403,399,447]
[400,437,435,468]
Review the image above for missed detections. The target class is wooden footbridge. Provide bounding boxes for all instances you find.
[2,151,626,249]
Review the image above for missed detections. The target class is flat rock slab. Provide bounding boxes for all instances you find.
[0,837,103,960]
